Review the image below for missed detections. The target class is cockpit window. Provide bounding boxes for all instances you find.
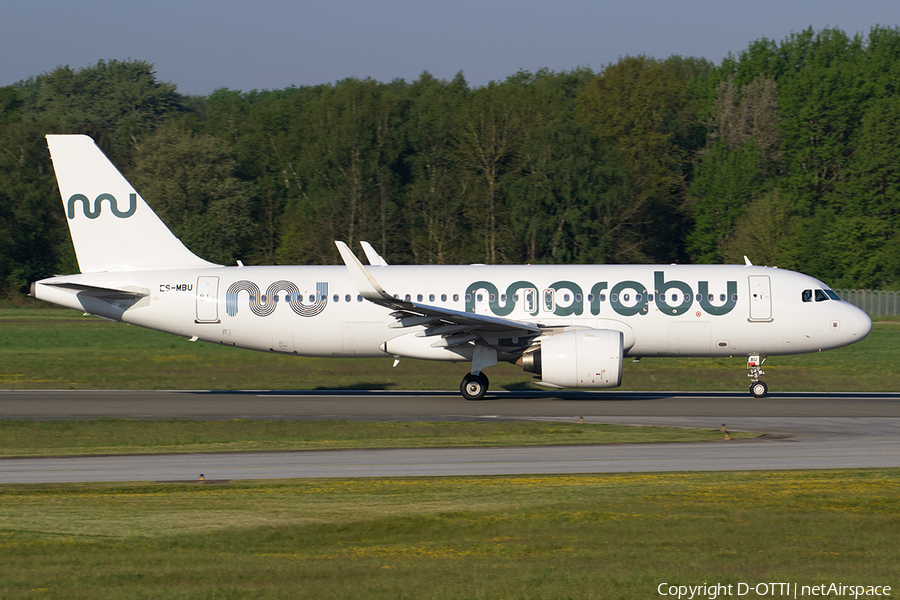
[815,289,829,302]
[802,289,812,303]
[825,289,841,301]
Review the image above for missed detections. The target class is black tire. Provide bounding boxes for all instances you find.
[460,372,489,401]
[749,381,768,398]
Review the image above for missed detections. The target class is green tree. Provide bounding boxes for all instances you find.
[829,96,900,287]
[577,55,710,262]
[0,121,76,296]
[454,73,534,264]
[130,126,254,265]
[503,68,635,264]
[15,60,183,165]
[722,189,797,268]
[277,79,406,265]
[688,75,781,262]
[403,71,471,264]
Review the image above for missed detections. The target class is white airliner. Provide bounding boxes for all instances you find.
[32,135,873,399]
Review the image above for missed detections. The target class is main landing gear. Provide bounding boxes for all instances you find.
[747,355,768,398]
[460,372,490,401]
[460,344,497,401]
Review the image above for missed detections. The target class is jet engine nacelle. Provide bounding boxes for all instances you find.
[522,329,623,389]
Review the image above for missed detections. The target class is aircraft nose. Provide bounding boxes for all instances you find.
[843,303,872,341]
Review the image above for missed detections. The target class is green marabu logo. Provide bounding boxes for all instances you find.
[465,272,738,318]
[67,193,137,219]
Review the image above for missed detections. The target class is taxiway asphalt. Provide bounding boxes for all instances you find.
[1,390,898,483]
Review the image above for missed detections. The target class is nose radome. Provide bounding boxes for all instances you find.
[844,303,872,341]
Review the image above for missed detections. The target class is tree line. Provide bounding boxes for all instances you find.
[1,25,899,301]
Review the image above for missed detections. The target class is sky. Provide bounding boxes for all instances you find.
[2,0,898,96]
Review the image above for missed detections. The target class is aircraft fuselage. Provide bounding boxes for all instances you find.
[34,263,871,360]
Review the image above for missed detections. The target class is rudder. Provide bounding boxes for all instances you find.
[46,134,218,273]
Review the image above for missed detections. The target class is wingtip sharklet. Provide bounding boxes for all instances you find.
[335,241,392,301]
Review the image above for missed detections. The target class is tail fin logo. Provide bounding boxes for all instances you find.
[67,193,137,220]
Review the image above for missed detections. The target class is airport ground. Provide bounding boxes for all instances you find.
[1,390,899,599]
[1,310,898,597]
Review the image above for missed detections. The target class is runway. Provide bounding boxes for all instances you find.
[4,389,900,419]
[1,390,899,483]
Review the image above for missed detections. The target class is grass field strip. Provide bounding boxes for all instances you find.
[0,470,897,598]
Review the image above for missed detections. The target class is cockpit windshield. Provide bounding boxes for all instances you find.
[802,288,841,302]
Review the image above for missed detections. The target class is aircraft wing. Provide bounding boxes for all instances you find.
[335,242,541,344]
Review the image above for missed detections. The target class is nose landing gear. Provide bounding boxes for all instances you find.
[747,355,767,398]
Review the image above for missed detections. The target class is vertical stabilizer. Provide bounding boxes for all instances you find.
[46,134,219,272]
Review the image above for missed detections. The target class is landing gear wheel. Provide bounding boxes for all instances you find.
[749,381,768,398]
[460,372,489,401]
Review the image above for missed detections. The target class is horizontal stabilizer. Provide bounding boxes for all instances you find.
[41,281,150,300]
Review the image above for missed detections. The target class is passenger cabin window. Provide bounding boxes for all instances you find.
[345,294,351,302]
[454,294,460,302]
[441,294,447,302]
[544,289,554,311]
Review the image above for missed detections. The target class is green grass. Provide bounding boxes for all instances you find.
[1,470,898,598]
[0,419,755,458]
[2,309,898,391]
